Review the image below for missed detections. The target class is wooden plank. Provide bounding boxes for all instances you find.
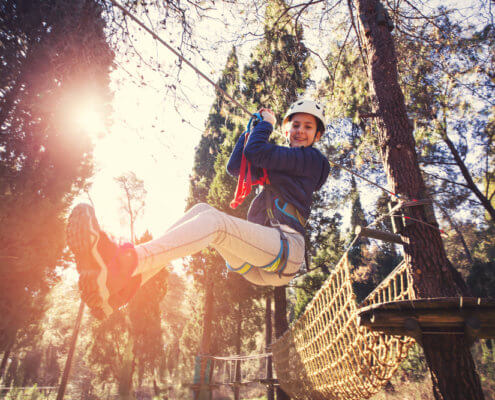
[358,297,495,339]
[257,378,279,386]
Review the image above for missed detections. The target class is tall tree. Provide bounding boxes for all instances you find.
[188,47,244,206]
[115,172,147,243]
[352,0,484,398]
[0,0,113,365]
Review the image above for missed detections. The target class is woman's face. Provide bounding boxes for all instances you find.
[288,113,321,147]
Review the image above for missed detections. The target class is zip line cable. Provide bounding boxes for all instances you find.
[108,0,253,117]
[328,160,402,200]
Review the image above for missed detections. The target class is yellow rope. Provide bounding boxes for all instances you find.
[272,254,416,400]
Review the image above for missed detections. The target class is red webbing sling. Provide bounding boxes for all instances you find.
[230,114,270,209]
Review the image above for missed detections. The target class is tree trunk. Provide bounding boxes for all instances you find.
[118,337,135,400]
[353,0,484,399]
[265,295,274,400]
[273,287,290,400]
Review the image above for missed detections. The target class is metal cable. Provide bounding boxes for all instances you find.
[108,0,254,117]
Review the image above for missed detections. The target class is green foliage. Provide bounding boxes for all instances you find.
[0,0,113,352]
[293,272,328,319]
[474,339,495,397]
[395,11,495,221]
[399,344,428,382]
[185,44,264,363]
[242,0,312,120]
[188,48,244,207]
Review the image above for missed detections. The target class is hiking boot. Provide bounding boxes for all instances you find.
[66,203,142,320]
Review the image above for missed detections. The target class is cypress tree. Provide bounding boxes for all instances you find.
[241,2,312,398]
[188,47,243,206]
[242,0,312,119]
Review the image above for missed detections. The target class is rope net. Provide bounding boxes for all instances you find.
[272,253,416,400]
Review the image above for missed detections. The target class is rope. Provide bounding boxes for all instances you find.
[197,352,274,387]
[271,202,421,398]
[203,352,272,361]
[271,252,416,399]
[328,160,403,200]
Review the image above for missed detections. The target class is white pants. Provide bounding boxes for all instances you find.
[134,203,305,286]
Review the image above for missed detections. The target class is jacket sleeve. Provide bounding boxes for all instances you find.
[243,121,326,177]
[226,131,246,177]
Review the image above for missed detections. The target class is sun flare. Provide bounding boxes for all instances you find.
[72,103,105,136]
[70,100,106,138]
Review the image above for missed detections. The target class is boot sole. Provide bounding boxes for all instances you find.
[67,204,112,319]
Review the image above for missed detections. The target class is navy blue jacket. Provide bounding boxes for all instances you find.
[227,120,330,235]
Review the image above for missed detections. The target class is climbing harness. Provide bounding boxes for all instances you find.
[263,189,291,278]
[225,238,287,276]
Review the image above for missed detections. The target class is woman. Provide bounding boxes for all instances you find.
[67,99,329,320]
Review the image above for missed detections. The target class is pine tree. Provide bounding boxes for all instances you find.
[184,47,250,399]
[242,0,312,119]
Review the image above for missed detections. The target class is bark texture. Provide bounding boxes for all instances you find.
[353,0,484,398]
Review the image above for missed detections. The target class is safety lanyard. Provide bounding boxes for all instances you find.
[230,113,270,209]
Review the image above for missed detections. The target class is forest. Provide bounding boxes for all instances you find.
[0,0,493,399]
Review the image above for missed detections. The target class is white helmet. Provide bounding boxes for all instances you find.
[282,99,326,132]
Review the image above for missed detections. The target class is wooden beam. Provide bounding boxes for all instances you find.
[358,297,495,341]
[355,225,403,244]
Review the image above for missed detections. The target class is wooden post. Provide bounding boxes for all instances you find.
[234,301,242,400]
[234,359,241,400]
[56,301,85,400]
[265,295,274,400]
[355,225,403,244]
[274,287,290,400]
[195,275,214,400]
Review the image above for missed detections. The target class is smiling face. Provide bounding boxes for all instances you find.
[287,113,322,147]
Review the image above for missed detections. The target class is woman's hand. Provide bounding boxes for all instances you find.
[258,108,276,127]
